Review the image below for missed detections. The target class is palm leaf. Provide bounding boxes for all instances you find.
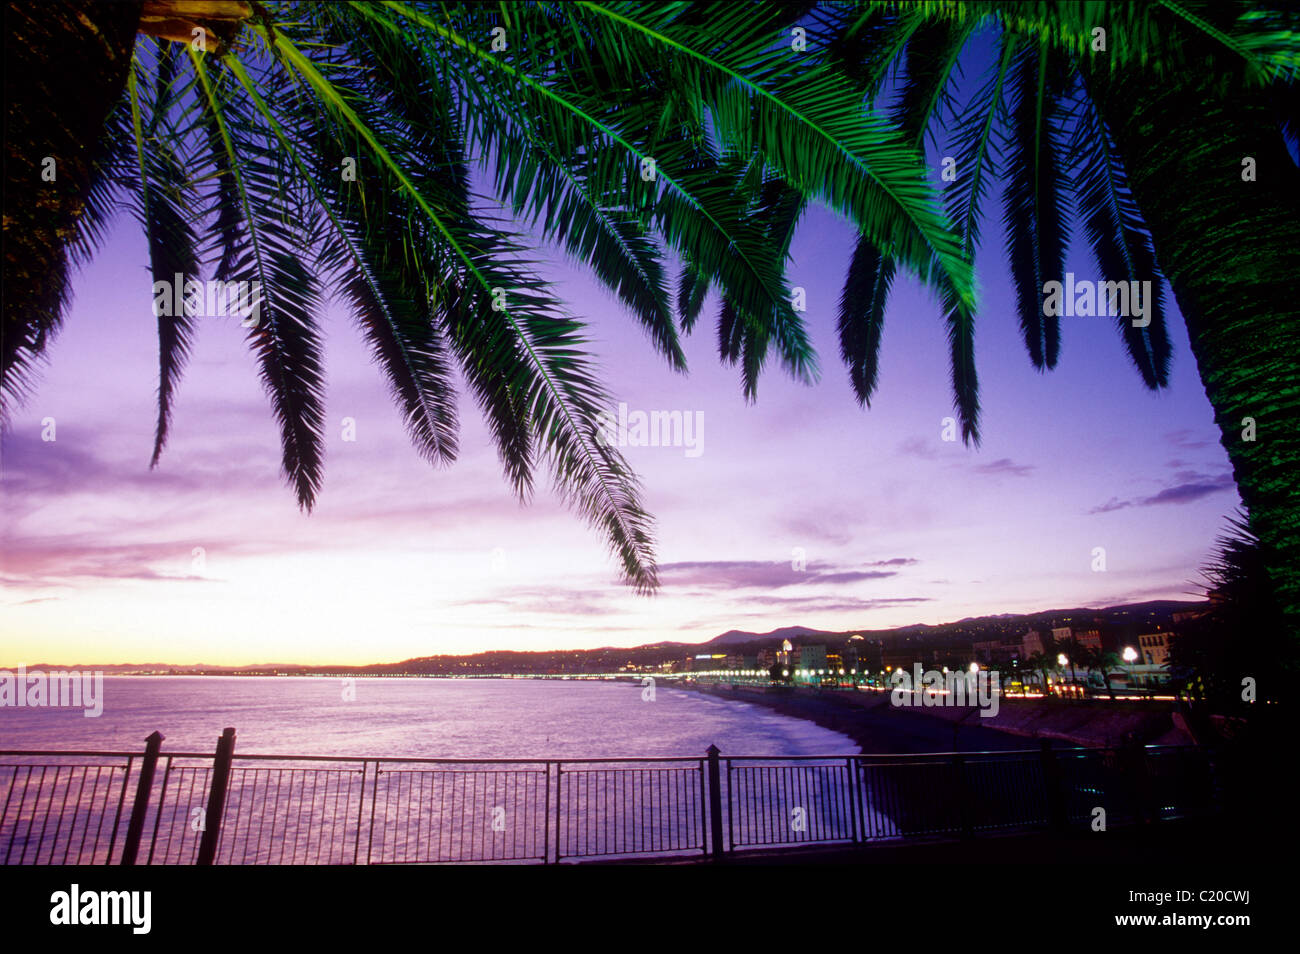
[127,42,203,468]
[1000,39,1070,370]
[193,48,327,510]
[1071,71,1171,388]
[225,47,461,467]
[838,237,895,405]
[255,20,657,590]
[677,261,710,332]
[575,1,974,312]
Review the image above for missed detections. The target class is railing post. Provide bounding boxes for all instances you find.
[551,763,562,864]
[354,760,369,866]
[845,757,861,843]
[120,731,164,865]
[706,744,724,861]
[543,762,553,865]
[1039,739,1067,831]
[196,727,236,866]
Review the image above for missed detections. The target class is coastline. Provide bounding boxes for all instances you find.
[676,682,1195,752]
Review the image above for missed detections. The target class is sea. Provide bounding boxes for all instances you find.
[0,675,858,757]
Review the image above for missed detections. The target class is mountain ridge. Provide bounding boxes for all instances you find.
[11,599,1206,673]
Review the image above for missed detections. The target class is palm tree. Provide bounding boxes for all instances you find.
[1079,647,1120,698]
[9,3,1298,632]
[1170,511,1289,828]
[1095,650,1121,699]
[1025,651,1054,696]
[1057,639,1082,694]
[806,2,1299,633]
[1171,510,1290,709]
[3,1,974,591]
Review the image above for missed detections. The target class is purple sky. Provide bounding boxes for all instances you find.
[2,178,1238,666]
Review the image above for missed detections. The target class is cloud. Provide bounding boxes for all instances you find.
[447,586,613,617]
[1,430,209,497]
[781,515,855,547]
[897,437,938,460]
[973,458,1034,477]
[1143,476,1237,505]
[0,424,576,591]
[1089,473,1236,514]
[656,559,915,590]
[1,538,220,586]
[1164,429,1214,451]
[1084,583,1205,606]
[733,595,930,610]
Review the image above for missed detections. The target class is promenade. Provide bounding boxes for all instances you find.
[680,682,1194,752]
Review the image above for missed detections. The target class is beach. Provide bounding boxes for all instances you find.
[679,683,1195,752]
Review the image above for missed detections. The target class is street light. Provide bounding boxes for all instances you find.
[1121,646,1139,690]
[1057,653,1072,695]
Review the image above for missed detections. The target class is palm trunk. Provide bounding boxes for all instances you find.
[1084,63,1300,644]
[2,0,142,407]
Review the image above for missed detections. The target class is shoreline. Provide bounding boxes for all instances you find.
[677,682,1030,754]
[676,682,1195,752]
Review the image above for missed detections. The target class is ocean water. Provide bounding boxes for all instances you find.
[1,677,895,864]
[0,675,858,758]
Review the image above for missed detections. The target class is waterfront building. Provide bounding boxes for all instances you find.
[1137,631,1174,666]
[798,644,827,673]
[973,638,1021,664]
[776,639,795,667]
[1074,629,1103,651]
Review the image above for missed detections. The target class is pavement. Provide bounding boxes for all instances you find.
[604,816,1246,865]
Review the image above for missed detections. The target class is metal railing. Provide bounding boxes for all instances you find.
[0,729,1218,864]
[0,753,135,864]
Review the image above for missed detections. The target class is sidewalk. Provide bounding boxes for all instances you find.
[619,817,1244,865]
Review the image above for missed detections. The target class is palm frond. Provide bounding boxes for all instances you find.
[677,261,710,332]
[896,18,973,150]
[1071,71,1171,389]
[255,21,658,589]
[226,43,462,468]
[371,2,817,395]
[576,1,973,311]
[999,39,1070,370]
[811,4,925,100]
[127,43,203,468]
[717,297,743,365]
[946,31,1018,256]
[837,236,895,405]
[194,49,327,510]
